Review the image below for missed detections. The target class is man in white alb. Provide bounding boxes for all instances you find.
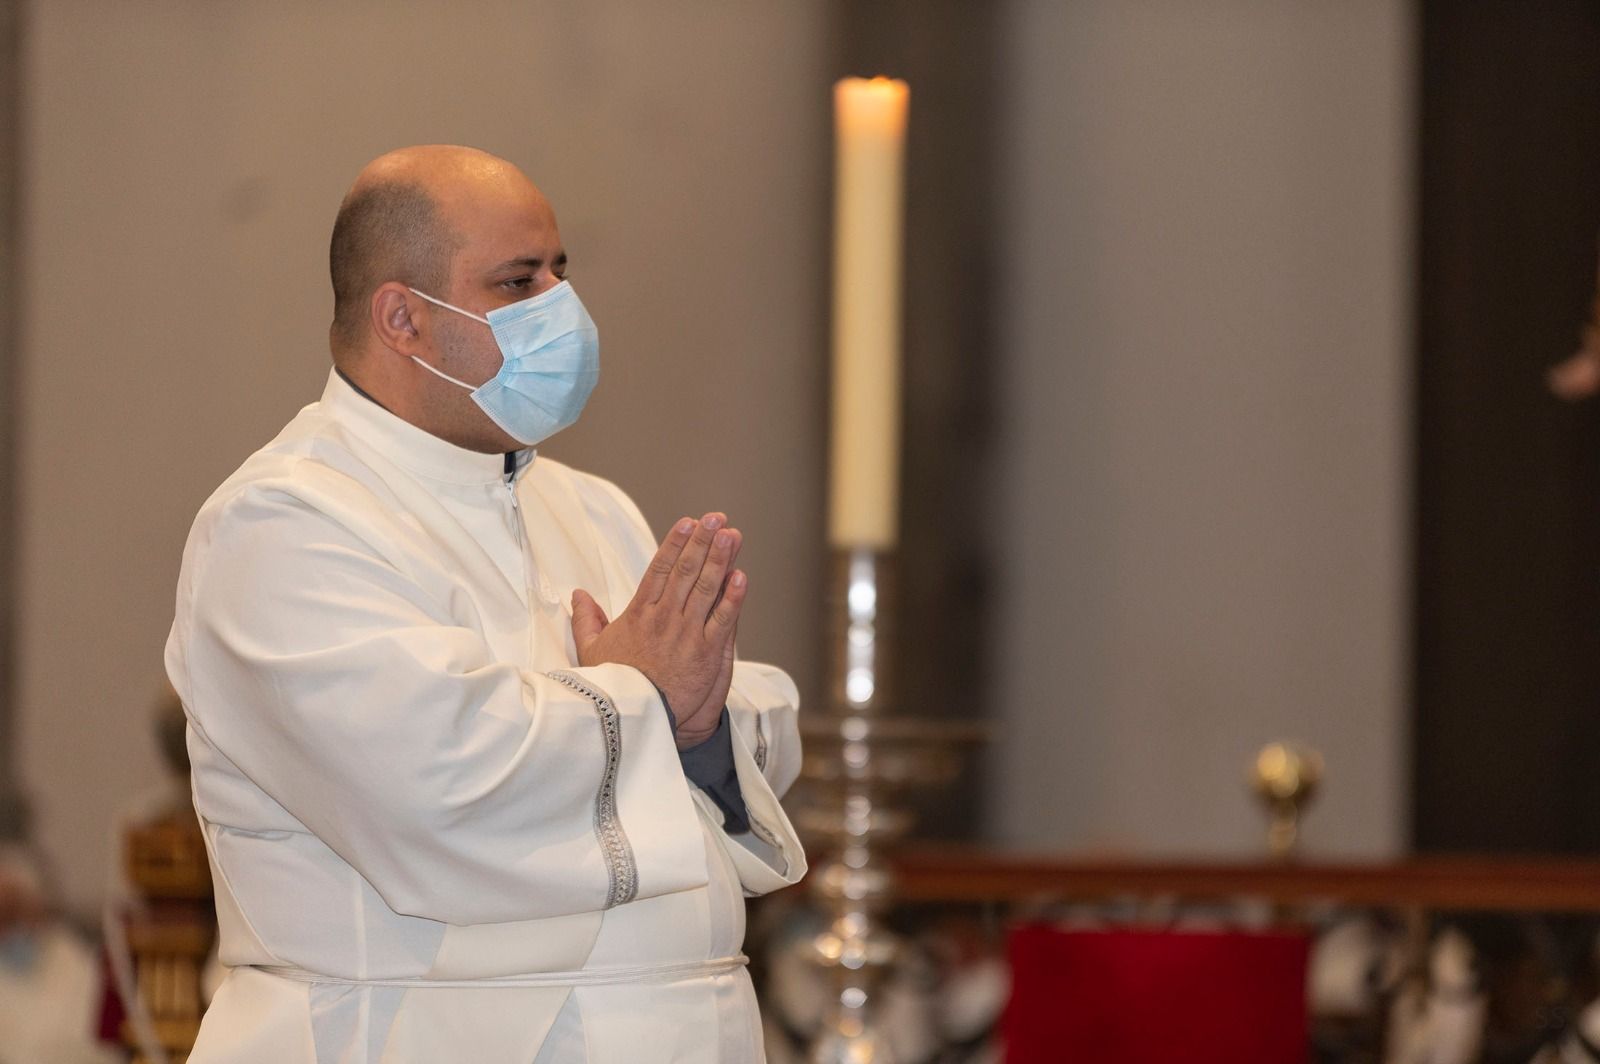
[164,145,806,1062]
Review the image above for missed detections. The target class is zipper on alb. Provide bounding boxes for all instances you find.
[504,455,536,608]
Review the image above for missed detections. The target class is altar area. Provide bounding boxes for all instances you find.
[756,849,1600,1062]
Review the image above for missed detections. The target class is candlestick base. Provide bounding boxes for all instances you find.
[799,548,983,1063]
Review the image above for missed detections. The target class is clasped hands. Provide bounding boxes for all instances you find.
[570,513,746,750]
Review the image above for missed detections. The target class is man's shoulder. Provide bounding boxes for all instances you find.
[187,404,388,550]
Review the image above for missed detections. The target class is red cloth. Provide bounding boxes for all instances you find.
[1004,925,1310,1063]
[96,947,126,1045]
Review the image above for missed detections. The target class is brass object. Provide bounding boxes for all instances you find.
[120,691,214,1064]
[1251,741,1324,861]
[801,548,983,1063]
[121,808,214,1064]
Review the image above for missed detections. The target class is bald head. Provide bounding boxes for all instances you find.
[325,146,569,452]
[328,146,529,357]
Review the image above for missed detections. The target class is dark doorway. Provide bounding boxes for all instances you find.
[1414,0,1600,853]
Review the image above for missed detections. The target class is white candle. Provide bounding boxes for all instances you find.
[828,76,909,549]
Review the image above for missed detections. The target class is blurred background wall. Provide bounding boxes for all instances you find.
[15,0,831,917]
[987,0,1414,856]
[7,0,1419,919]
[0,0,21,842]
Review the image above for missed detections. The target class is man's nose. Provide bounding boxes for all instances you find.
[532,267,564,296]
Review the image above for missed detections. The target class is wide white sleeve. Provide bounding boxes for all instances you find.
[167,485,707,927]
[719,661,807,893]
[580,473,808,893]
[725,661,802,800]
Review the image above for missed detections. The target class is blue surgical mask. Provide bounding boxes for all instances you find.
[407,280,600,447]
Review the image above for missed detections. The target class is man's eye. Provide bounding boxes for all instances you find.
[503,276,534,290]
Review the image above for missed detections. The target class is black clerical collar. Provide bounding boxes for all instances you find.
[334,366,391,414]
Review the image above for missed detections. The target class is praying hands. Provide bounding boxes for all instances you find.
[570,512,746,749]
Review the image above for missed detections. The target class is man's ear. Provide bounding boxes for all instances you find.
[370,283,424,356]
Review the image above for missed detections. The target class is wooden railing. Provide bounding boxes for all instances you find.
[890,846,1600,912]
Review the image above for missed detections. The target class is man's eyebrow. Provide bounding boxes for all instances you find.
[489,252,568,274]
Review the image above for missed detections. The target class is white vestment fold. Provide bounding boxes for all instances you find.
[165,370,806,1062]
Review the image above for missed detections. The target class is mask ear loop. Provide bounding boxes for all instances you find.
[405,287,490,391]
[412,355,478,392]
[407,287,491,325]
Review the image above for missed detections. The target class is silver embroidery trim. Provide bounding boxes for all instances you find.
[742,713,784,873]
[747,813,789,877]
[546,670,639,908]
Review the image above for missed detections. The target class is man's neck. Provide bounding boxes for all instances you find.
[334,364,524,469]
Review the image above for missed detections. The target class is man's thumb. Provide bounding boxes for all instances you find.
[570,588,609,648]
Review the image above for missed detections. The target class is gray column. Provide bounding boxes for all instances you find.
[830,1,1001,837]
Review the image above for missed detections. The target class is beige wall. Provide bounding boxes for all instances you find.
[987,0,1415,857]
[18,1,828,917]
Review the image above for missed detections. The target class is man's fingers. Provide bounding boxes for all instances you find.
[570,588,610,655]
[709,528,743,613]
[686,526,738,620]
[665,511,724,610]
[635,517,697,607]
[707,569,748,635]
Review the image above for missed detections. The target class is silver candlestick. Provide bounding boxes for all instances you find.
[799,548,981,1064]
